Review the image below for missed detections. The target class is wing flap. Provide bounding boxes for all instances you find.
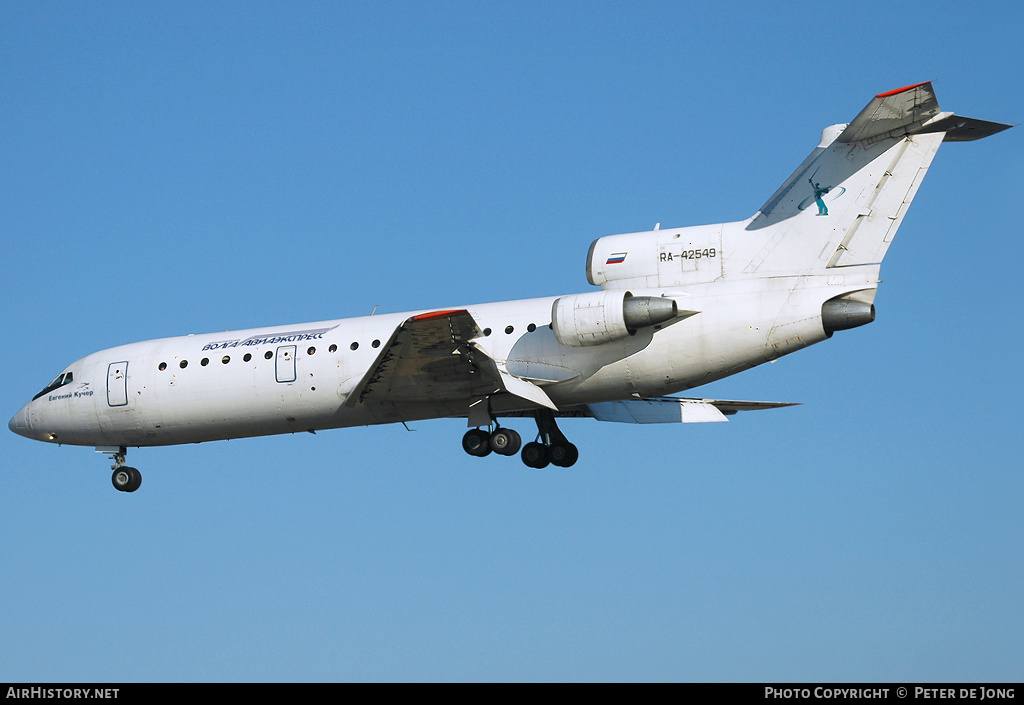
[496,368,558,410]
[587,399,727,423]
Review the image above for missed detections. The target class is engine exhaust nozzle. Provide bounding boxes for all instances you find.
[822,298,875,336]
[623,295,678,332]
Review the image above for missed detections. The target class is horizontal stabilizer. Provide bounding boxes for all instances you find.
[584,397,798,424]
[838,82,941,144]
[837,82,1012,144]
[917,114,1014,142]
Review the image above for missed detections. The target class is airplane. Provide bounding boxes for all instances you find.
[9,82,1011,492]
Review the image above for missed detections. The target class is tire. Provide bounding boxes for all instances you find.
[521,442,549,469]
[112,468,132,492]
[113,467,143,492]
[125,467,142,492]
[462,428,492,457]
[112,467,129,489]
[489,428,522,456]
[549,442,579,468]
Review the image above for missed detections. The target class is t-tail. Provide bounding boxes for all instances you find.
[586,82,1011,291]
[742,81,1012,275]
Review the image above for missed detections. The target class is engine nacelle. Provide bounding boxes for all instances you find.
[551,291,678,347]
[821,295,875,336]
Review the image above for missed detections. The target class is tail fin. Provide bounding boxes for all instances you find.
[743,82,1011,273]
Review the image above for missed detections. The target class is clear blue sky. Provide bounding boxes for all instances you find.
[2,1,1021,682]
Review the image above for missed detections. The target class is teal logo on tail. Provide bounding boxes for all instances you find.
[798,169,845,215]
[809,179,831,215]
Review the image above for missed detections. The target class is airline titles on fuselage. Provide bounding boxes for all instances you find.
[201,325,340,351]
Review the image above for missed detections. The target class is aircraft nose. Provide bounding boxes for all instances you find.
[9,405,30,438]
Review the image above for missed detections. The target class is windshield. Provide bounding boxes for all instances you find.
[33,371,74,401]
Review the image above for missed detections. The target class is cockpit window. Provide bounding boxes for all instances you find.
[33,372,74,401]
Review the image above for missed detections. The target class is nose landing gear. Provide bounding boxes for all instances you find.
[112,466,142,493]
[102,446,142,492]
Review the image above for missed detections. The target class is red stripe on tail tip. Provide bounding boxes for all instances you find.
[876,81,931,98]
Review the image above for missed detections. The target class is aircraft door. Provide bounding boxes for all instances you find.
[107,361,129,407]
[275,346,296,383]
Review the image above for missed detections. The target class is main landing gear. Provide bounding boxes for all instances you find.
[104,446,142,493]
[461,410,578,469]
[462,425,522,457]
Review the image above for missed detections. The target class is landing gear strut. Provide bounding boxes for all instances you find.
[104,446,142,493]
[522,409,578,469]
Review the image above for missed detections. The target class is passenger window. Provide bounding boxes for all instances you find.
[243,353,252,362]
[222,356,230,364]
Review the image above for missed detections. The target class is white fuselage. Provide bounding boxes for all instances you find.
[9,268,868,449]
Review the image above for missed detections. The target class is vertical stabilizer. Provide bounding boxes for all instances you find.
[739,83,1010,275]
[826,130,943,268]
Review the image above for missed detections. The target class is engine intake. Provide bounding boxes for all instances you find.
[551,291,678,347]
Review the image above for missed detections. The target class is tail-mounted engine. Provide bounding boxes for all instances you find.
[551,290,678,347]
[821,293,875,337]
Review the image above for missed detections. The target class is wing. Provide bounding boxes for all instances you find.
[583,397,799,424]
[345,309,556,412]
